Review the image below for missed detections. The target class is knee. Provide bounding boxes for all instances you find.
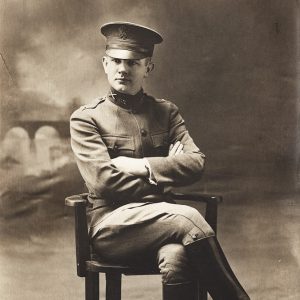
[157,243,193,284]
[179,205,215,237]
[180,205,205,224]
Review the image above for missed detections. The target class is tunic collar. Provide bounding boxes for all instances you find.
[107,88,144,111]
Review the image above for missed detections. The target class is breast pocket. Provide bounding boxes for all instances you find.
[151,132,169,156]
[102,135,135,158]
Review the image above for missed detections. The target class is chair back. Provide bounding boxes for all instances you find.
[65,193,90,277]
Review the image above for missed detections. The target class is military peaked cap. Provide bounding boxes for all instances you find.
[100,22,163,59]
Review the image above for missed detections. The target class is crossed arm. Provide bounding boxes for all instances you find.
[111,141,184,177]
[70,101,205,200]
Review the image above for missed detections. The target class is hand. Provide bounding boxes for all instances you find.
[168,141,184,156]
[111,156,148,176]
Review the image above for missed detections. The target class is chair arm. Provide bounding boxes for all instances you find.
[169,192,222,204]
[169,192,222,234]
[65,193,88,207]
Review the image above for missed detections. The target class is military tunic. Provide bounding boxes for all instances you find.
[70,91,207,237]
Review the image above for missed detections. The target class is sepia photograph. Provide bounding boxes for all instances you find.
[0,1,299,299]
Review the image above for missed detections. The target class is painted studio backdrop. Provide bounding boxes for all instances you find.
[0,1,299,300]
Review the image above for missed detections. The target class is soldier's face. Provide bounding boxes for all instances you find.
[102,55,154,95]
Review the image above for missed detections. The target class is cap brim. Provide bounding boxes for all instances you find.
[101,22,163,44]
[105,49,147,60]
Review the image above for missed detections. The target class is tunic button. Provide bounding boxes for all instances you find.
[192,233,199,240]
[141,129,147,136]
[113,145,118,151]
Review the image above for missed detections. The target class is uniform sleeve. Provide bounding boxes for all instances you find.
[70,108,161,202]
[146,102,206,186]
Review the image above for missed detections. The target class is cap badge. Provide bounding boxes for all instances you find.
[118,25,128,40]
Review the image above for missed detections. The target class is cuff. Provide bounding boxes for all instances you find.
[143,158,158,186]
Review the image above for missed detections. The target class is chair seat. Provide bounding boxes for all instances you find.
[86,260,160,275]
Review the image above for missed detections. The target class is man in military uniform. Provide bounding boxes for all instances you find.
[70,22,249,300]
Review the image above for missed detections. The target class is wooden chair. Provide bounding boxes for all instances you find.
[65,192,222,300]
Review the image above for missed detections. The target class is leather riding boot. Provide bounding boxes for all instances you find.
[185,237,250,300]
[162,281,198,300]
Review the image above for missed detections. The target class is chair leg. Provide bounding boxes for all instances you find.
[85,271,99,300]
[106,273,122,300]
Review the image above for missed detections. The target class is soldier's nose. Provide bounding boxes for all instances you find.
[118,61,128,74]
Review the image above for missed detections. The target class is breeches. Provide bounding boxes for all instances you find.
[92,201,214,283]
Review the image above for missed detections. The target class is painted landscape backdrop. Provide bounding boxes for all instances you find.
[0,1,299,299]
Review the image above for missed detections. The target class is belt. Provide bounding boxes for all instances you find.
[90,193,175,209]
[91,198,113,208]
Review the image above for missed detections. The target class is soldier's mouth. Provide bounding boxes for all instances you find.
[116,78,130,82]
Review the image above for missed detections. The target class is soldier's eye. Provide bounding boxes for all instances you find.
[112,58,121,64]
[127,60,138,66]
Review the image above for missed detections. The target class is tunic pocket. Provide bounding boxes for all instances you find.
[151,132,169,156]
[102,135,135,158]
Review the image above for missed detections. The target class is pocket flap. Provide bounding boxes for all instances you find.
[151,132,169,148]
[102,135,134,151]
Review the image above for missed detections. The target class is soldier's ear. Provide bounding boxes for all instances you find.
[145,62,154,77]
[102,56,108,74]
